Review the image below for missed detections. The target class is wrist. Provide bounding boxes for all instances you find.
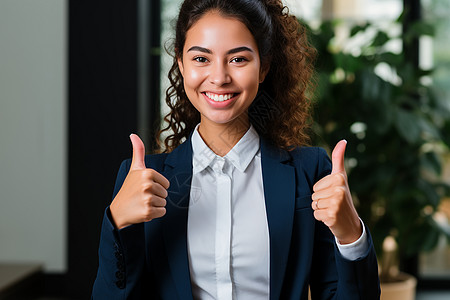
[338,218,363,245]
[109,203,127,229]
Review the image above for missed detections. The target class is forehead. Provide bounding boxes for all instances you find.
[183,11,258,52]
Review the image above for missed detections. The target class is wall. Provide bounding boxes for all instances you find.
[0,0,67,272]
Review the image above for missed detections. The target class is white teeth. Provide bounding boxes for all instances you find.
[206,92,234,102]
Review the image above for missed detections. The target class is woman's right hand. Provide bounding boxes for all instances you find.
[110,134,170,229]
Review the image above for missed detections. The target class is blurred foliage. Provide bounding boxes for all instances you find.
[307,16,450,268]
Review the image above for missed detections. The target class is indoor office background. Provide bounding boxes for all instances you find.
[0,0,449,299]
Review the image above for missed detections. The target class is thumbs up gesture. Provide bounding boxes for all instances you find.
[110,134,170,229]
[311,140,362,244]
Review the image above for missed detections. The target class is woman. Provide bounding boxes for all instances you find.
[92,0,380,299]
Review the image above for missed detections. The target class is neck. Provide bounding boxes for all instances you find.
[198,116,250,157]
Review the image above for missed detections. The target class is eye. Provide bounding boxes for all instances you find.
[230,57,247,63]
[194,56,208,63]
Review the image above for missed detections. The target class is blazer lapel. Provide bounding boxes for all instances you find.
[161,139,194,300]
[260,139,296,300]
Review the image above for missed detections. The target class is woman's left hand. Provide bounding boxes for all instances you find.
[311,140,362,244]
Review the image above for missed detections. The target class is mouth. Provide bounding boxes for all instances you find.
[203,92,238,102]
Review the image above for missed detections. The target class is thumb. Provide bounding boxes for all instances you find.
[129,134,146,170]
[331,140,347,174]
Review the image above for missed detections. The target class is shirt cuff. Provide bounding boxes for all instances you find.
[335,218,369,261]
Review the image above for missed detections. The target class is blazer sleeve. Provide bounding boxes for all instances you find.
[91,159,156,300]
[309,148,381,300]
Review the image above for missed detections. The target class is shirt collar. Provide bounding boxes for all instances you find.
[191,123,260,174]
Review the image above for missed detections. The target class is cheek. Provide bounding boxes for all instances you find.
[183,66,203,89]
[235,67,261,93]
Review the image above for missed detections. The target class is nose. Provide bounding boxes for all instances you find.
[209,62,231,86]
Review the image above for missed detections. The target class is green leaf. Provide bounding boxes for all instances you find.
[419,118,442,140]
[350,23,370,36]
[421,151,442,175]
[371,31,390,47]
[417,179,440,207]
[410,21,435,37]
[361,71,382,101]
[378,52,403,66]
[394,108,421,143]
[418,224,440,253]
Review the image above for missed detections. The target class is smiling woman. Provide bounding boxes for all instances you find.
[159,0,316,154]
[177,11,266,155]
[92,1,381,299]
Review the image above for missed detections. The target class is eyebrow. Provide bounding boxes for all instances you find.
[187,46,254,55]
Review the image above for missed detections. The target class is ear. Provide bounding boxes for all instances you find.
[177,56,184,77]
[259,63,270,83]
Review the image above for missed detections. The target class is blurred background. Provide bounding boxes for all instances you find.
[0,0,449,299]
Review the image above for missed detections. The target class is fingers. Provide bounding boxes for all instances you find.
[331,139,347,174]
[148,169,170,190]
[311,190,345,211]
[130,133,146,170]
[149,195,167,208]
[145,207,166,221]
[313,172,346,192]
[142,196,167,221]
[142,176,169,198]
[312,183,345,201]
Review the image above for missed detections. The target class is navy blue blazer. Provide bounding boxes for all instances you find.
[92,136,380,299]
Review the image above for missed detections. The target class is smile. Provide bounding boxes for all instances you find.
[204,92,235,102]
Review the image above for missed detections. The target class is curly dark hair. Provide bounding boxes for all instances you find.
[157,0,316,152]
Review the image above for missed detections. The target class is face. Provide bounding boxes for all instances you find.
[178,11,267,130]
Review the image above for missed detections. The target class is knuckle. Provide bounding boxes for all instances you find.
[143,169,155,179]
[330,197,341,207]
[149,169,161,181]
[143,181,153,191]
[143,207,153,220]
[328,209,336,218]
[143,194,153,206]
[334,187,346,198]
[326,214,336,225]
[334,173,346,185]
[140,169,150,179]
[148,194,155,203]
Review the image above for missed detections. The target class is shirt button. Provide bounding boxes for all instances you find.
[115,270,125,280]
[115,251,123,260]
[115,279,125,289]
[116,260,125,272]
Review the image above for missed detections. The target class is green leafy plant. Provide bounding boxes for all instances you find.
[308,17,450,281]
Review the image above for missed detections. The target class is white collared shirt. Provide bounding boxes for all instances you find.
[187,124,367,300]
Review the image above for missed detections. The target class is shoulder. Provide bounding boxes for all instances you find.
[290,146,328,161]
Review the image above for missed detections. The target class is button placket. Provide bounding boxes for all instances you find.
[212,157,233,299]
